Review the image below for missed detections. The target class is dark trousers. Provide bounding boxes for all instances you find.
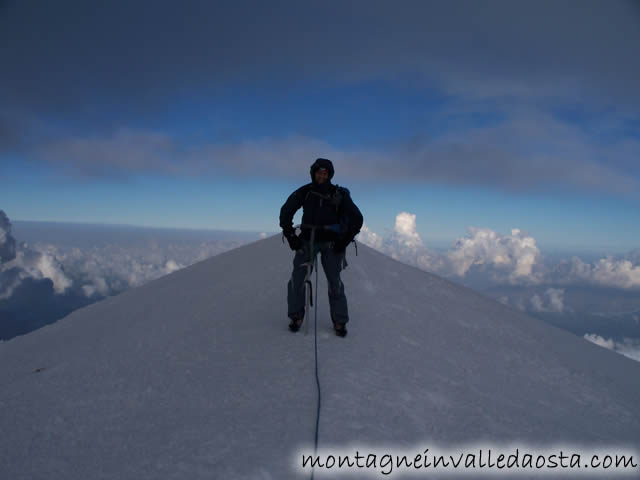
[287,239,349,324]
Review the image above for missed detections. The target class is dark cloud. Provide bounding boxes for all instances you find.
[379,104,640,195]
[29,108,640,195]
[2,0,639,193]
[2,0,639,116]
[0,210,17,262]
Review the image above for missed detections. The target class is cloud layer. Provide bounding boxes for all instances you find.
[545,254,640,290]
[360,211,640,287]
[356,211,640,315]
[1,211,71,301]
[0,212,262,339]
[359,213,546,286]
[3,209,639,364]
[1,1,639,196]
[3,0,640,112]
[7,107,640,197]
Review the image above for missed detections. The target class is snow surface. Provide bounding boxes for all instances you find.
[1,234,639,479]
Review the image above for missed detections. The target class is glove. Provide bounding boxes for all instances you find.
[332,237,351,253]
[284,231,303,251]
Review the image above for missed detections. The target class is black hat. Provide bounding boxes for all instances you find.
[310,158,335,182]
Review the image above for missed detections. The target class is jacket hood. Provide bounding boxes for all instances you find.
[310,158,335,183]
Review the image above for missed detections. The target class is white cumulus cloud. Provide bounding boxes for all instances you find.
[360,213,544,285]
[591,257,640,288]
[356,222,383,250]
[392,212,424,249]
[0,217,72,300]
[164,259,182,275]
[447,227,542,284]
[553,255,640,289]
[584,334,640,363]
[530,288,565,313]
[381,212,429,265]
[0,211,17,263]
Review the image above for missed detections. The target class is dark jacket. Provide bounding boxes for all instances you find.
[279,159,364,243]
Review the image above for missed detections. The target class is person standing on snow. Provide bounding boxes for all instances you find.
[279,158,363,337]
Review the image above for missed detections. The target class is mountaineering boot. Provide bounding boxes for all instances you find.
[333,321,347,337]
[288,317,303,332]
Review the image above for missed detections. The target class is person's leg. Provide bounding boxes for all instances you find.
[287,241,312,321]
[320,241,349,325]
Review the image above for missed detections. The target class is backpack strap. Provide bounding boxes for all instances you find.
[332,184,345,212]
[305,184,346,213]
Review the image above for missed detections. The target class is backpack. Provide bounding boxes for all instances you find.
[329,184,348,213]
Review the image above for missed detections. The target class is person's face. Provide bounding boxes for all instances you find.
[314,169,329,184]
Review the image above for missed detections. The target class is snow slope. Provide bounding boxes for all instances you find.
[1,234,639,479]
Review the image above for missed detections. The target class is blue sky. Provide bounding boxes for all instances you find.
[1,0,639,253]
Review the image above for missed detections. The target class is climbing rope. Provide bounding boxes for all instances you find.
[310,249,321,480]
[293,223,337,480]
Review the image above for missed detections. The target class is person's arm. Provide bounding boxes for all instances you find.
[279,186,306,235]
[341,189,363,241]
